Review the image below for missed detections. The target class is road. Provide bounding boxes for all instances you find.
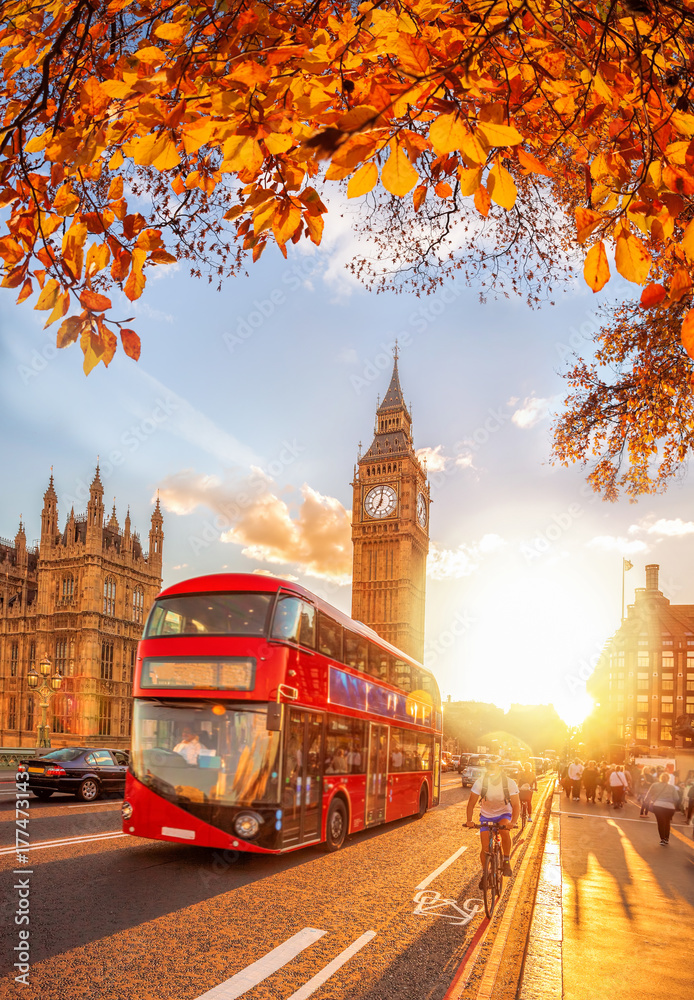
[0,772,539,1000]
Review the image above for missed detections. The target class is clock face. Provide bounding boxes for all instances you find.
[364,485,397,519]
[417,492,427,527]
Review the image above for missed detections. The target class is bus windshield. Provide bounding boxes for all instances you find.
[131,701,281,807]
[145,592,273,637]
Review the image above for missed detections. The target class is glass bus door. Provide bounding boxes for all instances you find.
[433,737,441,805]
[281,709,323,848]
[365,723,389,826]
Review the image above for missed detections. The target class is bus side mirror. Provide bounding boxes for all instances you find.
[267,703,283,731]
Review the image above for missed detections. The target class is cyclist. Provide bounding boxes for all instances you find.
[517,761,538,821]
[465,760,520,887]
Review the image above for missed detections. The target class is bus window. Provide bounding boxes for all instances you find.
[325,715,367,774]
[367,644,390,681]
[271,595,302,643]
[299,603,315,648]
[317,612,342,660]
[393,659,412,692]
[343,631,368,672]
[146,593,273,637]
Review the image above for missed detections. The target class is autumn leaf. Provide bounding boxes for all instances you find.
[347,162,378,198]
[429,114,469,156]
[34,279,61,311]
[614,233,651,285]
[669,268,692,302]
[474,184,491,218]
[120,328,141,361]
[640,283,666,308]
[477,122,523,147]
[681,309,694,359]
[381,144,418,197]
[56,316,82,348]
[584,241,610,292]
[80,290,112,312]
[487,160,517,209]
[517,148,552,177]
[125,132,180,171]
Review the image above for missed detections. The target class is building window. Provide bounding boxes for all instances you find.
[637,695,649,706]
[661,723,673,741]
[28,642,35,670]
[100,642,114,681]
[55,639,68,675]
[636,723,648,739]
[62,575,74,600]
[98,698,112,736]
[637,651,650,668]
[687,699,694,713]
[662,653,674,671]
[130,647,135,683]
[103,577,116,616]
[25,696,34,732]
[132,586,144,624]
[637,673,649,690]
[661,696,673,714]
[687,679,694,691]
[661,674,674,691]
[10,642,18,677]
[662,638,674,646]
[8,697,16,729]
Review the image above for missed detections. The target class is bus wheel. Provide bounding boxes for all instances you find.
[324,799,347,852]
[417,785,428,819]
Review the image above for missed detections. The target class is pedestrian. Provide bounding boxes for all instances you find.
[517,761,538,821]
[639,767,656,816]
[643,773,682,845]
[560,762,572,800]
[583,760,599,803]
[568,758,584,801]
[610,765,629,809]
[597,761,609,803]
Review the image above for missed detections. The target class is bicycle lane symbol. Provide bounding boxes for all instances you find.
[413,890,484,926]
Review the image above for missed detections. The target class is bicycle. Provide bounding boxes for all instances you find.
[519,797,529,833]
[472,822,516,918]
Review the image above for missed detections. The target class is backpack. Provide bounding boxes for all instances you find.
[480,770,511,804]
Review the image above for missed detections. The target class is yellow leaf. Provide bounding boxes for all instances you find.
[56,316,82,348]
[681,218,694,262]
[429,114,469,156]
[44,290,70,328]
[575,207,603,244]
[154,22,188,42]
[34,278,60,311]
[487,161,517,209]
[265,133,293,155]
[272,202,302,245]
[584,241,610,292]
[253,198,278,235]
[682,309,694,358]
[24,132,48,153]
[381,143,419,197]
[347,162,378,198]
[476,121,523,147]
[614,233,651,285]
[126,132,180,170]
[81,325,103,375]
[109,149,124,170]
[221,136,264,176]
[133,46,166,63]
[458,166,482,196]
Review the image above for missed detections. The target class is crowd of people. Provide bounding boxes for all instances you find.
[558,757,694,845]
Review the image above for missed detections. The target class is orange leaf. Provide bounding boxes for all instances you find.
[16,278,33,304]
[111,249,132,283]
[434,181,452,199]
[80,290,112,312]
[381,143,419,197]
[640,283,666,308]
[614,233,651,285]
[56,316,82,348]
[347,162,378,198]
[34,278,60,311]
[681,309,694,359]
[487,160,517,209]
[136,229,164,251]
[669,267,692,302]
[120,328,141,361]
[518,148,552,177]
[575,207,603,244]
[413,184,427,212]
[584,241,610,292]
[474,184,491,217]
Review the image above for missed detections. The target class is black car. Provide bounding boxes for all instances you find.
[18,747,129,802]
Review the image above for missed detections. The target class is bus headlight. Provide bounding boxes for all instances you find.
[234,812,260,838]
[121,801,133,821]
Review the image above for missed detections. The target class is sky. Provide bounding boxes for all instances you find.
[3,203,694,728]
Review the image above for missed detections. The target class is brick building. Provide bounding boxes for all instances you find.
[588,564,694,754]
[351,354,430,661]
[0,466,163,748]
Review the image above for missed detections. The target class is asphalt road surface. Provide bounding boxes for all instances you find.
[0,773,530,1000]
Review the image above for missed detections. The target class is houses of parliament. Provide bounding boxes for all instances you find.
[0,353,429,747]
[0,466,163,748]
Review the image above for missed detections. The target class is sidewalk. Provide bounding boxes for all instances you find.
[521,787,694,999]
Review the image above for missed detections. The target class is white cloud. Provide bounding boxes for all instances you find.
[427,535,506,580]
[586,535,649,555]
[337,347,359,364]
[644,518,694,537]
[158,470,352,583]
[511,395,558,430]
[416,445,449,473]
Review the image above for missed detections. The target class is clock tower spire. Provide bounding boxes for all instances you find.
[351,352,430,660]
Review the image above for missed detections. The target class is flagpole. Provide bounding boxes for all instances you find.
[621,559,625,622]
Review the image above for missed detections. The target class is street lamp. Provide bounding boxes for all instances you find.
[26,654,63,748]
[624,724,634,766]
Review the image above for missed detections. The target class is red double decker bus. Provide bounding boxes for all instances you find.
[122,573,442,853]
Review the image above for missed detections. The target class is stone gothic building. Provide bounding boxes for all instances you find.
[0,466,163,748]
[351,354,430,661]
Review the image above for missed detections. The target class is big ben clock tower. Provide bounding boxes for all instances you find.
[351,350,430,661]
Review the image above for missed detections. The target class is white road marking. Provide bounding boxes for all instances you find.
[415,845,468,890]
[67,801,121,808]
[413,890,482,926]
[0,831,126,856]
[286,931,377,1000]
[194,928,326,1000]
[564,810,690,825]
